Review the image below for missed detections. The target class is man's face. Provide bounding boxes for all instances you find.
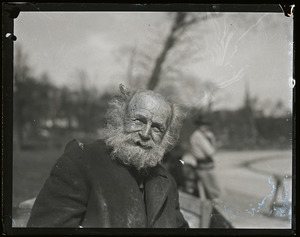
[104,91,173,170]
[124,92,172,149]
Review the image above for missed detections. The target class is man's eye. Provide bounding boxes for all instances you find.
[134,118,145,124]
[152,126,163,133]
[134,120,142,124]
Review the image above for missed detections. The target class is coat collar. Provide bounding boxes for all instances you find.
[144,165,170,227]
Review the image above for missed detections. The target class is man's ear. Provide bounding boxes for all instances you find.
[119,83,131,97]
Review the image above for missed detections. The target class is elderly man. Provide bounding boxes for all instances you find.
[27,85,189,228]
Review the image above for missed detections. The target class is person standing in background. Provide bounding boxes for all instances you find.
[181,115,222,201]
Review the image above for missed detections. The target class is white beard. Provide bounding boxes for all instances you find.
[104,127,165,170]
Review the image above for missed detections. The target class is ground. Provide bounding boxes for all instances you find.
[213,149,292,228]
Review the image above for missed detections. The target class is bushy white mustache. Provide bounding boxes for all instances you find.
[131,137,155,149]
[104,128,165,170]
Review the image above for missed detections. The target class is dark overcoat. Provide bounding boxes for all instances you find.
[27,139,189,228]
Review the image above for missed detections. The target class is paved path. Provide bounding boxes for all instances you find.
[213,150,292,228]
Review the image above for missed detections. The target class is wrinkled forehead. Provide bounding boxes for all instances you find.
[128,91,172,119]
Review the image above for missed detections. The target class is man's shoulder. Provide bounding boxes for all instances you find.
[58,138,115,176]
[62,138,110,162]
[64,138,107,152]
[83,139,108,152]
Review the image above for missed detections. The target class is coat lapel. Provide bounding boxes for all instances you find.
[144,166,170,227]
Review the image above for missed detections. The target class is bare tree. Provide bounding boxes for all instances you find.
[118,12,211,91]
[13,46,57,149]
[147,12,207,90]
[13,46,32,149]
[116,12,222,111]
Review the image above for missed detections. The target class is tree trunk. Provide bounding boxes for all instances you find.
[147,13,188,90]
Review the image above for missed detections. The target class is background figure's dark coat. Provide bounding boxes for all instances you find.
[27,139,189,228]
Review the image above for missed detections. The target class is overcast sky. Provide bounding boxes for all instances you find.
[14,11,293,111]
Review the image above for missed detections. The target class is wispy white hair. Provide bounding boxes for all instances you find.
[103,88,184,153]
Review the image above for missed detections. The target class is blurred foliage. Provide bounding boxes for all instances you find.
[179,89,292,151]
[13,43,292,151]
[209,108,292,150]
[13,46,113,150]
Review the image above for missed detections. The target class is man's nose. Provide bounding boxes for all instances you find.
[139,123,151,140]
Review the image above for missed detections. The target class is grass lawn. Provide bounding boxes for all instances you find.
[13,148,63,206]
